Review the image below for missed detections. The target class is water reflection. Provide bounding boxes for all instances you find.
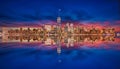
[0,28,120,54]
[0,25,120,69]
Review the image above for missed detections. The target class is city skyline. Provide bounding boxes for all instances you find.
[0,16,119,54]
[0,0,120,69]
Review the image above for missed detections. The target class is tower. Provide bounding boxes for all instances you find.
[57,9,61,24]
[57,9,61,54]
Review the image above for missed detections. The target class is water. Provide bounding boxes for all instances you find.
[0,43,120,69]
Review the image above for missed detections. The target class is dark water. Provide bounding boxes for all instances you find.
[0,44,120,69]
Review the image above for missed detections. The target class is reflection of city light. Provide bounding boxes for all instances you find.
[117,33,120,37]
[0,15,119,54]
[58,59,62,63]
[0,27,116,45]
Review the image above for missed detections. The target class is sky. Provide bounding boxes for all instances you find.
[0,0,120,23]
[0,1,120,69]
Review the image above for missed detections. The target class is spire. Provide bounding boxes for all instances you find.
[57,9,61,24]
[58,9,61,17]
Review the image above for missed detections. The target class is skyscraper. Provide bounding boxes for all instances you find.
[57,9,61,54]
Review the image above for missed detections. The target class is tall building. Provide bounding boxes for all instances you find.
[57,9,61,54]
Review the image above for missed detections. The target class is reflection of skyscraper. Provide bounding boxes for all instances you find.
[117,33,120,37]
[1,27,9,42]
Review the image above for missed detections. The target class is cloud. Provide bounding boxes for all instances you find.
[60,10,94,21]
[0,13,14,20]
[73,10,94,21]
[22,14,41,20]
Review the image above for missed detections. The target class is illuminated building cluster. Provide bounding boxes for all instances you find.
[0,24,115,43]
[0,15,118,54]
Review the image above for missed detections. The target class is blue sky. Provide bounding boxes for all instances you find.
[0,0,119,22]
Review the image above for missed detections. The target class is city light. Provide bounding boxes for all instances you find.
[0,15,119,54]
